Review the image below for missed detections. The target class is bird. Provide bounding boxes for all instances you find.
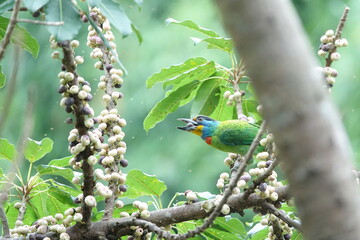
[177,115,263,155]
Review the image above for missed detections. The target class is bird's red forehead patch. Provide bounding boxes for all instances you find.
[205,137,212,145]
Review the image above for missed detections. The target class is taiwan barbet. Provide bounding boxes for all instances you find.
[177,115,263,155]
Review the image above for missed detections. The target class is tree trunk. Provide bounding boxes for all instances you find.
[215,1,360,239]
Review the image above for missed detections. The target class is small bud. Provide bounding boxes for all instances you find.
[221,204,230,215]
[330,52,340,61]
[60,232,70,240]
[325,29,334,37]
[317,50,327,57]
[237,180,246,188]
[57,224,66,233]
[256,152,269,160]
[223,90,231,99]
[341,38,348,47]
[69,85,79,94]
[140,210,150,219]
[134,228,144,237]
[216,181,224,189]
[326,76,336,85]
[220,172,229,180]
[260,138,268,146]
[78,90,88,99]
[84,195,97,207]
[64,208,75,216]
[120,212,130,217]
[260,218,269,226]
[14,202,22,209]
[51,51,60,59]
[73,213,83,222]
[64,72,74,81]
[233,91,242,98]
[334,39,343,47]
[75,56,84,64]
[70,40,80,48]
[185,190,197,201]
[115,200,124,208]
[270,192,278,201]
[55,213,64,220]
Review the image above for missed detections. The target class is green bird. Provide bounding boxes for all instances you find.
[177,115,262,155]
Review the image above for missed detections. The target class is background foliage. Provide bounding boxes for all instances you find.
[0,0,359,212]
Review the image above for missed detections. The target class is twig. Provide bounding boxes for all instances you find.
[242,157,280,199]
[0,0,21,60]
[325,7,350,67]
[60,41,95,227]
[263,201,302,231]
[232,63,248,121]
[16,19,64,26]
[272,218,284,240]
[176,121,267,239]
[0,194,10,237]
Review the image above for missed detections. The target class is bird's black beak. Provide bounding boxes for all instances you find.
[177,118,198,131]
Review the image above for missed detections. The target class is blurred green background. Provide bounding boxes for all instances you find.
[0,0,359,205]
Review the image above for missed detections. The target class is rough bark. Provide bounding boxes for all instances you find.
[215,1,360,240]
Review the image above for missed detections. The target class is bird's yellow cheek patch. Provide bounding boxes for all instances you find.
[191,125,203,136]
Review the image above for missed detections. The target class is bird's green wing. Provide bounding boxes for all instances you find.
[217,121,259,146]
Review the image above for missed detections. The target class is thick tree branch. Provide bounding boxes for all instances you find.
[25,186,289,240]
[215,1,360,240]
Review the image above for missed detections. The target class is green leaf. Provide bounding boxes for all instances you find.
[166,18,220,37]
[0,138,16,161]
[175,220,205,239]
[203,227,243,240]
[191,37,233,53]
[162,60,215,88]
[0,0,14,15]
[291,231,303,240]
[29,180,50,217]
[44,0,82,41]
[121,169,167,198]
[0,16,39,58]
[210,86,234,121]
[0,65,5,89]
[24,138,53,163]
[146,57,208,88]
[23,0,50,12]
[242,99,262,123]
[131,23,143,44]
[179,83,200,107]
[50,180,81,197]
[89,0,132,37]
[213,217,246,238]
[45,187,76,214]
[49,155,73,167]
[144,80,200,132]
[37,165,76,183]
[191,78,221,117]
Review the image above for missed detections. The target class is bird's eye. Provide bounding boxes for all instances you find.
[197,116,203,122]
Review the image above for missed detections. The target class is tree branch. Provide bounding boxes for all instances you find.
[325,7,350,67]
[0,0,21,60]
[262,201,302,231]
[0,194,10,238]
[25,186,289,240]
[215,1,360,240]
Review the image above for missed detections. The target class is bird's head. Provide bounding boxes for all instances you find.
[177,115,219,138]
